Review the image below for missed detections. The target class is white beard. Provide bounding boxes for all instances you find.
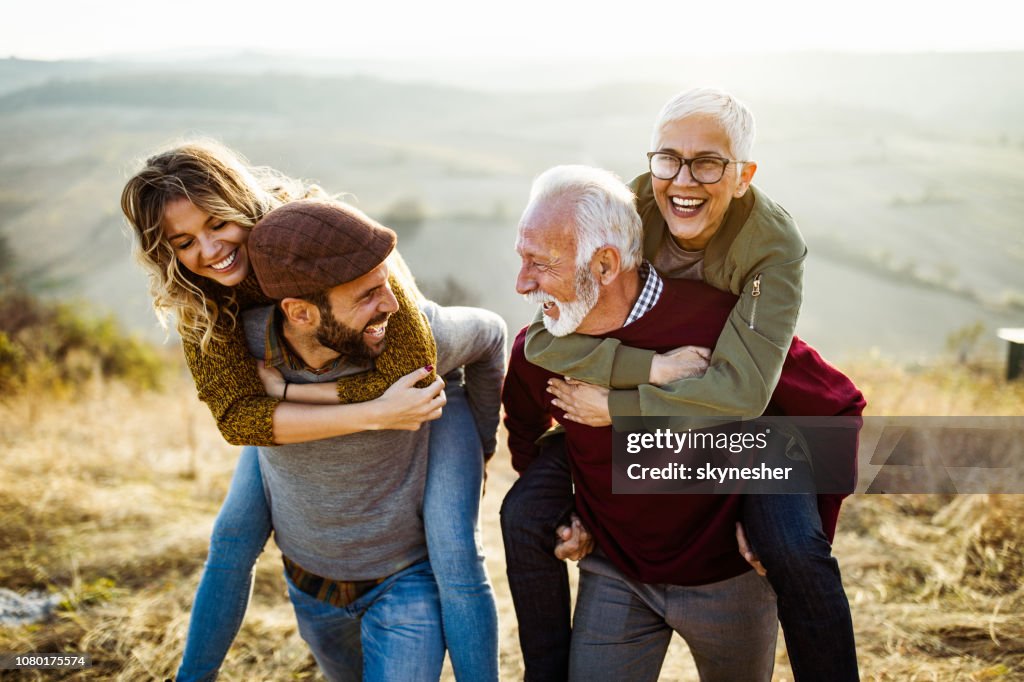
[524,266,600,337]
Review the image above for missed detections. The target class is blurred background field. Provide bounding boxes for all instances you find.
[2,52,1024,362]
[1,45,1024,681]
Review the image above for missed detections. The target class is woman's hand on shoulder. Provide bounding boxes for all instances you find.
[374,367,447,431]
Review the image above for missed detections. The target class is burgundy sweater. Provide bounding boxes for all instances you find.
[503,277,866,586]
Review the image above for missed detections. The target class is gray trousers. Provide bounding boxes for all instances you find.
[569,555,778,682]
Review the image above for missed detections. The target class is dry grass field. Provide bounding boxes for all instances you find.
[1,360,1023,681]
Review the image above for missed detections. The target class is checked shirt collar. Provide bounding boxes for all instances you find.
[623,261,663,327]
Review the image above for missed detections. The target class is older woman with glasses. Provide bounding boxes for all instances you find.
[503,87,861,681]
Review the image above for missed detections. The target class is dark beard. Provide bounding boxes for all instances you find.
[315,308,388,366]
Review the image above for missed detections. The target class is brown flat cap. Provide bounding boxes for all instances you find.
[249,199,397,299]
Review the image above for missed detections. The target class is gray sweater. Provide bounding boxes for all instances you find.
[243,301,507,581]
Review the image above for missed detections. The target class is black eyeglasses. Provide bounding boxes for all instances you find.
[646,151,746,184]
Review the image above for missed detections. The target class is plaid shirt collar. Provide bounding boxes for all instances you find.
[264,306,344,376]
[623,261,663,327]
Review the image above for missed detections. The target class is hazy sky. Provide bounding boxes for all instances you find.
[5,0,1023,60]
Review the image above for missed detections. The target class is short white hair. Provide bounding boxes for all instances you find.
[525,165,643,271]
[651,87,756,161]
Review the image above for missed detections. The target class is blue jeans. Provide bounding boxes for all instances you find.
[501,436,858,682]
[177,385,497,681]
[177,444,270,682]
[423,383,500,682]
[286,559,445,682]
[743,493,859,681]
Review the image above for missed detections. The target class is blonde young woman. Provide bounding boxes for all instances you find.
[121,141,500,682]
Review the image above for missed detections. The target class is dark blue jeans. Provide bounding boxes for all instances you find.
[500,435,859,682]
[743,492,859,681]
[499,433,574,682]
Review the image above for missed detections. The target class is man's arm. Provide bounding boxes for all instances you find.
[422,302,507,456]
[502,330,555,474]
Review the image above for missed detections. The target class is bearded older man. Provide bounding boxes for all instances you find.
[501,88,862,682]
[502,165,864,681]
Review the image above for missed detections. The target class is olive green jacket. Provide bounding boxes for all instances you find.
[523,172,806,417]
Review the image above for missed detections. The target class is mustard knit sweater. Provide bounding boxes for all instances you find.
[182,273,437,446]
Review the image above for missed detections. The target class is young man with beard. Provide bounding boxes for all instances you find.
[240,199,506,681]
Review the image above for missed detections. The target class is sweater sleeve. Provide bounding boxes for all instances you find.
[182,322,279,447]
[523,313,655,388]
[422,302,507,458]
[503,330,555,474]
[187,275,440,447]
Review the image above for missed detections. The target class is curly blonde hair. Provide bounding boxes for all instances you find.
[121,140,323,352]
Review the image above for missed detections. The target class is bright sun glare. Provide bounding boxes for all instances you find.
[5,0,1024,60]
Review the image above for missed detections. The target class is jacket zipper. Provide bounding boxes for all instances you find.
[749,273,762,330]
